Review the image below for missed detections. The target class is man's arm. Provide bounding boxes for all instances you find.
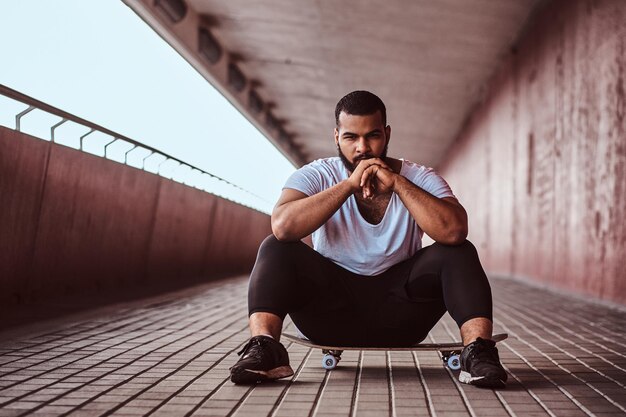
[359,160,468,245]
[393,176,468,245]
[271,181,353,241]
[272,158,384,241]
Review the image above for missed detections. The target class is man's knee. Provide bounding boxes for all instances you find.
[430,239,479,261]
[431,238,475,251]
[259,234,280,251]
[258,234,303,257]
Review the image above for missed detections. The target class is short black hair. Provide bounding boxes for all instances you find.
[335,90,387,127]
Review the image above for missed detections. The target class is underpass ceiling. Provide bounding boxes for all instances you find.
[125,0,543,168]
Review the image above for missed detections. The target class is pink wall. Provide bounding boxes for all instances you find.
[439,0,626,304]
[0,127,271,306]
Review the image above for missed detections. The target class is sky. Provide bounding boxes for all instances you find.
[0,0,297,213]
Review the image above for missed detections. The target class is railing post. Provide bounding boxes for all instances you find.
[50,118,68,143]
[104,138,118,158]
[79,128,95,151]
[15,106,35,132]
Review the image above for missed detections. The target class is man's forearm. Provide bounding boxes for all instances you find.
[271,180,354,241]
[392,175,468,244]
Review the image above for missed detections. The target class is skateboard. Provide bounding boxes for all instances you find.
[283,333,508,370]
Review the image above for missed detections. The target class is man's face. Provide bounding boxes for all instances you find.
[334,111,391,172]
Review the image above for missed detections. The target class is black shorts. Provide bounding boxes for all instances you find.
[248,235,493,347]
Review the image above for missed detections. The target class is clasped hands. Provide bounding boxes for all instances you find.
[348,158,398,199]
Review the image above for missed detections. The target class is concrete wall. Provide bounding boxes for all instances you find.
[439,0,626,304]
[0,126,271,306]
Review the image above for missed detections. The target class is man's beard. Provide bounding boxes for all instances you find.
[337,144,389,173]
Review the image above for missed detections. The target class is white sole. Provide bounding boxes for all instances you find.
[459,371,485,384]
[459,370,506,388]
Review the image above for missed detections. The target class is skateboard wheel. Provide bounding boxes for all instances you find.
[322,354,338,370]
[447,354,461,370]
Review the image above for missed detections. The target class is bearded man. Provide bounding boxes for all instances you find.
[230,90,507,389]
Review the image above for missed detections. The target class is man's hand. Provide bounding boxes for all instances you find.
[347,158,397,199]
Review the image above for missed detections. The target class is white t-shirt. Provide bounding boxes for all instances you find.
[283,157,455,275]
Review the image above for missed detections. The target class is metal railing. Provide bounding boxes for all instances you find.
[0,83,273,213]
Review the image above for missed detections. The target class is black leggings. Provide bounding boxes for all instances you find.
[248,235,493,347]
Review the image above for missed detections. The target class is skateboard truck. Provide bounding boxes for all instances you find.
[441,350,462,370]
[321,349,344,370]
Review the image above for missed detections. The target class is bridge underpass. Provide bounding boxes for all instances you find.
[1,0,625,416]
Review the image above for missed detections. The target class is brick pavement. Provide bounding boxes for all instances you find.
[0,276,625,416]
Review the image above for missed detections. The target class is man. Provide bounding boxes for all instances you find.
[230,90,507,388]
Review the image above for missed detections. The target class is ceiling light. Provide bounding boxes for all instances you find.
[228,63,246,92]
[198,28,222,64]
[249,90,264,114]
[154,0,187,23]
[266,111,279,131]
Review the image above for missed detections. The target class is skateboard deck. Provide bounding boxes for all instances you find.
[283,333,508,370]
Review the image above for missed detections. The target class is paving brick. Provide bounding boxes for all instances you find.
[0,276,625,416]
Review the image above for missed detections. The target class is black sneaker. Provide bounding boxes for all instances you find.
[459,337,507,388]
[230,336,294,384]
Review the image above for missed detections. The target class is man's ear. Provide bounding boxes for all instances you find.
[334,127,339,146]
[385,125,391,144]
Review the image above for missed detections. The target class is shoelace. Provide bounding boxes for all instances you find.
[237,337,267,357]
[467,339,499,365]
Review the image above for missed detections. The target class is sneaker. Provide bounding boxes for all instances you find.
[230,336,294,384]
[459,337,507,388]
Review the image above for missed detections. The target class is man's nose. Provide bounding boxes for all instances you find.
[356,137,370,153]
